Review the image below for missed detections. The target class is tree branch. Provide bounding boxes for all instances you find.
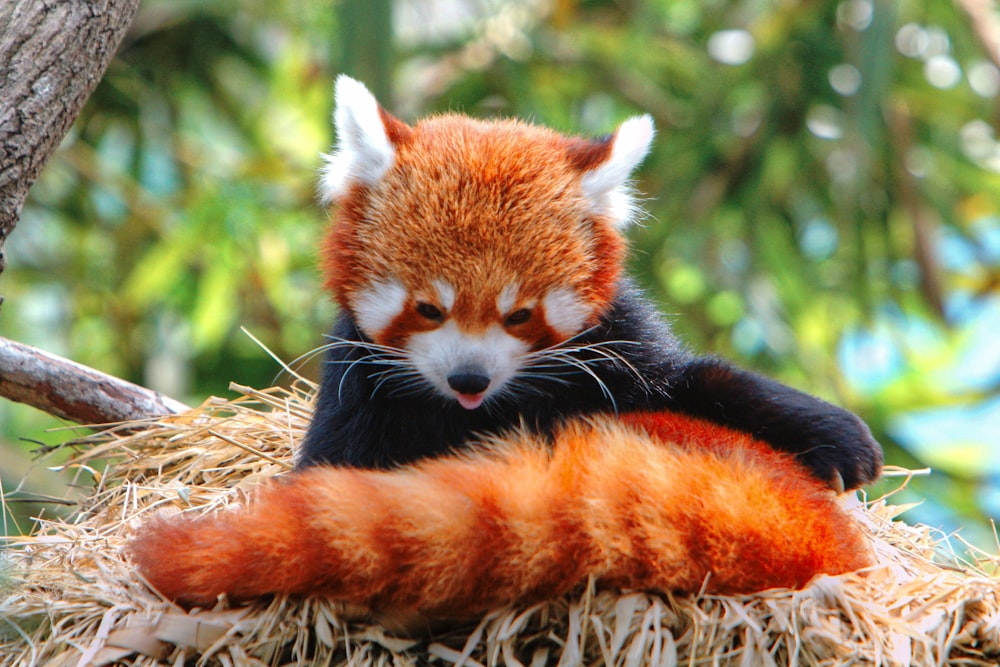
[0,0,140,278]
[888,102,947,321]
[0,335,189,426]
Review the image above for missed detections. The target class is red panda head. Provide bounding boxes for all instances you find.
[318,76,653,409]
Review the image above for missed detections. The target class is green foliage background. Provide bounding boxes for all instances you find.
[2,0,997,550]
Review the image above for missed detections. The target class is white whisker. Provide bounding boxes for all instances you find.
[307,328,648,411]
[514,335,653,409]
[311,335,429,401]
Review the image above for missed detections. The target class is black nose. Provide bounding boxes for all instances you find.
[447,372,490,395]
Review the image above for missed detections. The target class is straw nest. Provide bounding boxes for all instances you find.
[1,382,998,667]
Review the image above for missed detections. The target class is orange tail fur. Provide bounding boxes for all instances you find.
[129,415,871,616]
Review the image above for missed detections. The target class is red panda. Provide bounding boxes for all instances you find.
[128,77,881,614]
[298,76,881,490]
[130,413,871,615]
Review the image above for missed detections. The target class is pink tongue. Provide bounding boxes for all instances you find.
[456,393,485,410]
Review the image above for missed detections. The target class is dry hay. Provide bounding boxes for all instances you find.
[1,381,998,667]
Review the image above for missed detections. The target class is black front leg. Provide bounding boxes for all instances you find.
[298,339,385,468]
[297,311,401,469]
[669,357,883,490]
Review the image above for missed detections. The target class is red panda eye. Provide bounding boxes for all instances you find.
[416,303,444,322]
[504,308,532,326]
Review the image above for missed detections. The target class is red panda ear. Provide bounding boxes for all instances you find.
[575,115,655,228]
[318,76,413,205]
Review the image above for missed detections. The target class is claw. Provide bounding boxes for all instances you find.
[830,469,845,494]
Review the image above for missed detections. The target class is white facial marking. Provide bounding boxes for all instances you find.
[496,283,519,315]
[543,287,592,337]
[407,322,530,407]
[580,114,654,228]
[319,76,396,204]
[433,279,456,311]
[352,279,407,338]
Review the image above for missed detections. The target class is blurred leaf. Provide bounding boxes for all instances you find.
[122,233,192,305]
[192,254,241,351]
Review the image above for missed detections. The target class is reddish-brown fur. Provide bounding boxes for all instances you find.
[321,114,626,345]
[129,414,871,616]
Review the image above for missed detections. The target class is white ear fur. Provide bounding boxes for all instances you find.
[579,114,654,227]
[318,76,397,205]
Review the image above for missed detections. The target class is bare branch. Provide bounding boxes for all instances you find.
[0,335,189,426]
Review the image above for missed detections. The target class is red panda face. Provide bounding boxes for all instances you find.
[318,76,653,410]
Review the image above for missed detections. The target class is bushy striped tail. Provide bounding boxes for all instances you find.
[129,415,872,617]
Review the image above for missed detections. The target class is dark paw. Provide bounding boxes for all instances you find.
[670,357,884,491]
[788,409,883,491]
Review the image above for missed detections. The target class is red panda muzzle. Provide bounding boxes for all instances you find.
[446,370,490,396]
[447,369,491,409]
